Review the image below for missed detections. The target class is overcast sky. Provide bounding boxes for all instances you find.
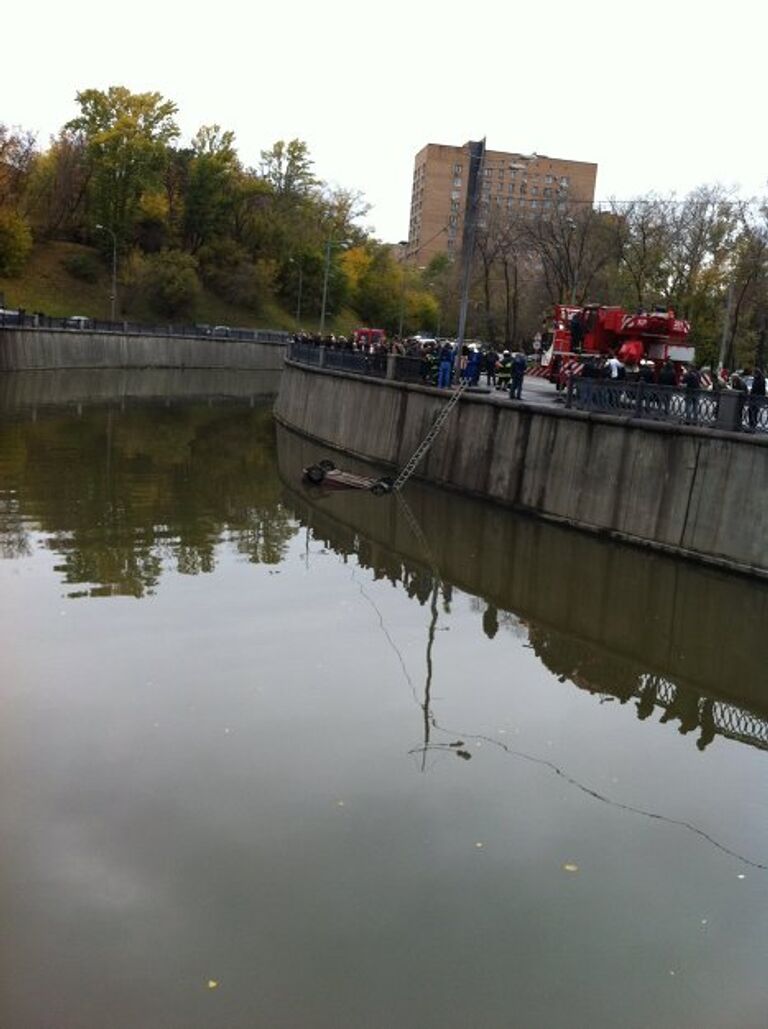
[4,0,766,241]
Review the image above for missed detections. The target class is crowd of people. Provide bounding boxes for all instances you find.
[290,330,768,428]
[290,331,531,399]
[571,354,767,428]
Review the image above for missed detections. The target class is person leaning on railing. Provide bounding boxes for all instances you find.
[682,365,701,424]
[748,366,766,430]
[658,360,677,415]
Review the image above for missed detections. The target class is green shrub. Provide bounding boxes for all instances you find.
[198,241,275,313]
[141,250,200,317]
[62,251,102,283]
[0,208,33,277]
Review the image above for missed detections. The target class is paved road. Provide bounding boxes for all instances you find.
[465,375,565,409]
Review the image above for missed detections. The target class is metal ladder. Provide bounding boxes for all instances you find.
[392,379,470,492]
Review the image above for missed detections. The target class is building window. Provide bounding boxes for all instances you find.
[453,163,463,175]
[447,239,455,249]
[451,189,461,200]
[545,175,553,184]
[453,177,462,187]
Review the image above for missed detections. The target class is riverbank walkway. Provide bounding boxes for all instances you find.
[286,341,768,436]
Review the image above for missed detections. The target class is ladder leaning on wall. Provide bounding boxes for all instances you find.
[391,379,471,493]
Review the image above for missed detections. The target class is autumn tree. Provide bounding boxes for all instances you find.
[0,124,37,209]
[26,131,91,237]
[184,125,239,252]
[66,87,179,247]
[0,207,33,275]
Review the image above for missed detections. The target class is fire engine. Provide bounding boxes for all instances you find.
[353,328,387,349]
[541,304,695,386]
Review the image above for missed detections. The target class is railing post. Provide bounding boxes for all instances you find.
[565,374,574,408]
[318,345,326,368]
[715,390,743,431]
[635,381,644,418]
[386,353,397,380]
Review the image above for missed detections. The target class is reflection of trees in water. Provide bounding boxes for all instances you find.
[527,624,768,753]
[0,497,32,559]
[470,596,527,642]
[289,494,768,755]
[0,404,297,596]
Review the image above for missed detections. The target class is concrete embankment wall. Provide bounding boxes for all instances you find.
[274,361,768,577]
[0,328,285,372]
[277,424,768,714]
[0,368,282,410]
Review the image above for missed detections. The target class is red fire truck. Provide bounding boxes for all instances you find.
[353,328,387,349]
[542,304,695,386]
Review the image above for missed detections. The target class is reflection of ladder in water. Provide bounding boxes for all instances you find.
[392,380,470,492]
[395,490,438,573]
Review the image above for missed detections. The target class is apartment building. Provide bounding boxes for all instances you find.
[405,142,598,266]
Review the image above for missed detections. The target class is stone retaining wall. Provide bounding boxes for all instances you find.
[274,361,768,578]
[0,328,285,371]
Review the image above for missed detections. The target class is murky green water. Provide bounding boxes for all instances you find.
[1,374,767,1029]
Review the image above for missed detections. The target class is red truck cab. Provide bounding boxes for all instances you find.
[354,328,387,349]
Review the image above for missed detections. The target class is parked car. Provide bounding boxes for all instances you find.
[66,315,92,329]
[212,325,231,337]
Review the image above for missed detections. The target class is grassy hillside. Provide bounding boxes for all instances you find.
[0,241,359,334]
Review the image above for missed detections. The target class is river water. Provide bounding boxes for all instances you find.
[0,374,766,1029]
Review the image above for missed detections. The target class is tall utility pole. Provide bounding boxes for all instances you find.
[718,281,734,372]
[294,261,303,328]
[455,139,486,351]
[319,239,351,335]
[319,240,334,335]
[96,224,117,322]
[397,240,409,338]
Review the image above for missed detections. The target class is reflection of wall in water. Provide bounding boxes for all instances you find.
[0,401,297,597]
[0,368,282,411]
[277,423,768,752]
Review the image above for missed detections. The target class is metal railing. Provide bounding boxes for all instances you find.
[0,310,289,344]
[288,341,433,384]
[323,348,387,377]
[639,674,768,751]
[394,355,430,384]
[567,378,768,435]
[289,341,324,366]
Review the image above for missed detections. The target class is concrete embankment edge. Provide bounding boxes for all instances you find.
[274,360,768,579]
[0,328,285,371]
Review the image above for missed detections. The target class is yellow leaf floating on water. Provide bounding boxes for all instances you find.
[207,980,219,990]
[563,863,579,873]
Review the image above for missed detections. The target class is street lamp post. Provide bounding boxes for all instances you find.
[319,239,350,336]
[289,257,304,328]
[296,263,303,328]
[95,224,117,323]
